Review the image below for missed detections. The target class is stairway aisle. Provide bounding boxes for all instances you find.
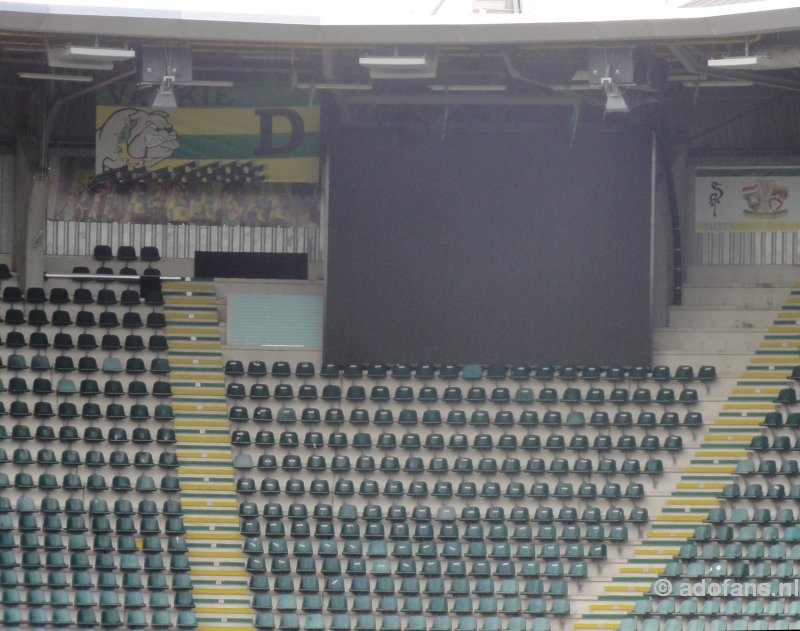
[575,268,800,631]
[163,279,255,631]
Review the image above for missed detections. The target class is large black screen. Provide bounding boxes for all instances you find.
[326,123,652,365]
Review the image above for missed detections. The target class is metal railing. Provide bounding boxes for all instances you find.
[46,220,321,260]
[694,230,800,265]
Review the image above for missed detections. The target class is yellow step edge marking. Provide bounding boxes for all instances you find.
[186,532,241,540]
[666,499,717,506]
[181,467,235,475]
[685,465,736,473]
[711,419,763,426]
[188,550,243,558]
[170,341,223,349]
[722,403,774,410]
[176,435,231,444]
[732,386,781,394]
[741,372,792,379]
[695,450,747,457]
[589,604,633,611]
[655,514,703,522]
[193,588,251,596]
[761,341,800,348]
[173,388,226,396]
[189,569,248,577]
[677,483,725,492]
[182,500,238,508]
[646,530,695,539]
[170,357,223,365]
[193,607,253,614]
[634,548,678,556]
[179,451,231,459]
[172,372,225,380]
[185,515,239,524]
[182,483,235,491]
[604,585,650,593]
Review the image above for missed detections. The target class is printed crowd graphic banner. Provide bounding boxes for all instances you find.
[695,167,800,232]
[48,84,320,228]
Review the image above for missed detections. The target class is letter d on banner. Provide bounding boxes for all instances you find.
[255,108,306,156]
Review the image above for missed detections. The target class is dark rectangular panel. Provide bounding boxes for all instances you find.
[326,123,652,366]
[194,252,307,280]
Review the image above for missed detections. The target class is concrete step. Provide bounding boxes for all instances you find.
[667,306,782,329]
[682,285,796,308]
[652,351,755,377]
[654,328,771,353]
[687,264,800,286]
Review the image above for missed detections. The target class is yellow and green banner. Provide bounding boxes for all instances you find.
[95,84,320,182]
[47,84,320,227]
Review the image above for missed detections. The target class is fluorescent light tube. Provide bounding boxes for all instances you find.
[18,72,92,82]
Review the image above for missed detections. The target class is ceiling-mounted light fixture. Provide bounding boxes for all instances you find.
[359,51,438,80]
[151,75,177,108]
[681,79,754,88]
[18,72,93,83]
[65,45,135,61]
[47,44,134,70]
[428,85,507,92]
[601,77,629,114]
[295,82,372,91]
[708,48,800,70]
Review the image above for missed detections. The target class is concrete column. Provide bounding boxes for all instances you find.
[20,174,48,289]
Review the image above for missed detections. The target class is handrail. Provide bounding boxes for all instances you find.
[44,273,186,282]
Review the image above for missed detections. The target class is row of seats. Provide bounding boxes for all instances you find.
[693,524,800,543]
[0,570,190,590]
[235,477,648,501]
[634,597,800,616]
[0,400,174,422]
[2,608,196,630]
[623,618,800,631]
[1,377,171,397]
[246,555,586,586]
[1,495,182,515]
[674,541,800,560]
[223,360,718,383]
[238,532,608,557]
[224,383,702,405]
[231,455,667,480]
[1,287,163,307]
[664,559,800,579]
[2,354,170,373]
[0,401,174,418]
[244,503,643,524]
[239,593,570,615]
[227,407,703,429]
[246,575,572,597]
[0,331,168,351]
[230,429,683,452]
[2,308,166,329]
[251,613,554,631]
[92,245,160,263]
[0,473,181,492]
[2,588,191,607]
[0,445,178,466]
[0,425,175,444]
